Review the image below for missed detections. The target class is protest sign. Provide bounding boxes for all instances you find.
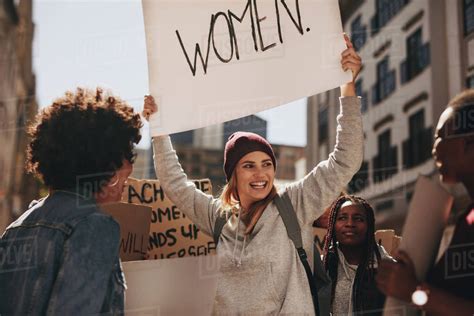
[142,0,352,136]
[100,202,152,262]
[383,176,453,316]
[314,227,326,254]
[375,229,402,256]
[122,177,216,260]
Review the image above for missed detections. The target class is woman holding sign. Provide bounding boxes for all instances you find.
[144,35,363,315]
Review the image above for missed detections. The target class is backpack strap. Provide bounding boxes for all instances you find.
[213,212,227,245]
[274,192,320,315]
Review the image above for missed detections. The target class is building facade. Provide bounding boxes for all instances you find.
[307,0,474,232]
[0,0,39,232]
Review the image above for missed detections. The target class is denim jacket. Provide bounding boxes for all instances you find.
[0,191,126,315]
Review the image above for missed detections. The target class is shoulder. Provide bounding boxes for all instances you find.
[75,212,120,235]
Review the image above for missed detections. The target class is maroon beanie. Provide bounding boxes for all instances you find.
[223,131,276,181]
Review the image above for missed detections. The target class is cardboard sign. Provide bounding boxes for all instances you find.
[100,202,152,262]
[122,178,216,260]
[143,0,352,136]
[313,227,327,254]
[374,229,402,256]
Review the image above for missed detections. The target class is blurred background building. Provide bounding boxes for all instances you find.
[308,0,474,232]
[167,115,305,193]
[2,0,473,235]
[0,0,39,232]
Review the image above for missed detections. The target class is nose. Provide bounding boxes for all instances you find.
[253,165,265,177]
[345,218,355,227]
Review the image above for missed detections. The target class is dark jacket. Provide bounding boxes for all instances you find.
[0,191,125,315]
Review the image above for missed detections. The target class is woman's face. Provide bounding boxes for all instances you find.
[432,108,466,184]
[95,159,133,204]
[235,151,275,210]
[334,201,368,247]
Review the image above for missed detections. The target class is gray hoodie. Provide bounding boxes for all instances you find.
[331,244,393,316]
[152,96,363,315]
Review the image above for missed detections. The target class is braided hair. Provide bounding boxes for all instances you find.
[322,195,382,313]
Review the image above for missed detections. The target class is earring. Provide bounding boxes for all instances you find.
[107,175,120,187]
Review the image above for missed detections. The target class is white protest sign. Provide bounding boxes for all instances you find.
[142,0,351,136]
[123,255,218,315]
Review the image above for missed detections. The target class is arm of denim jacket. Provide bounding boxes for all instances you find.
[46,213,120,314]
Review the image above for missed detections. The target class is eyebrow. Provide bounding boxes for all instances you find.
[240,159,273,164]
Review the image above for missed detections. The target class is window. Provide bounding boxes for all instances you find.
[372,130,398,183]
[355,79,369,113]
[467,74,474,88]
[372,57,396,105]
[348,161,369,193]
[371,0,410,36]
[191,166,201,176]
[318,107,328,143]
[375,199,394,213]
[465,0,474,36]
[401,28,430,84]
[402,109,432,169]
[351,15,367,51]
[171,130,194,145]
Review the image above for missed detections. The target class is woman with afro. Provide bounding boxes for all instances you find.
[0,87,142,315]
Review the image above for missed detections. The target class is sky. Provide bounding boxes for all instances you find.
[32,0,307,148]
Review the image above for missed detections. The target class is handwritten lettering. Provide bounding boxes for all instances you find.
[176,0,306,76]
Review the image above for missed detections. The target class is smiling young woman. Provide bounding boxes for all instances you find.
[144,35,365,315]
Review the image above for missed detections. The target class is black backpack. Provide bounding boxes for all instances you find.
[213,192,332,316]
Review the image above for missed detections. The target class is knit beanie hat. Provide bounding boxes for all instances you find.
[223,131,276,181]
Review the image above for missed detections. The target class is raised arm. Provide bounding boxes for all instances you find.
[144,96,220,236]
[152,135,220,236]
[285,34,363,225]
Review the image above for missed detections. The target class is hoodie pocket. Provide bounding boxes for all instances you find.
[265,262,285,305]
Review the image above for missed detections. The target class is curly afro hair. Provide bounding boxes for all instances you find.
[26,87,143,193]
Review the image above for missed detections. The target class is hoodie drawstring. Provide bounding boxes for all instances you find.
[231,208,247,267]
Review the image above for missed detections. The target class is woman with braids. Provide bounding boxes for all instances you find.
[323,195,393,315]
[0,87,143,315]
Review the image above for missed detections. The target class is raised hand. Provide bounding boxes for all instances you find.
[142,95,158,122]
[341,33,362,83]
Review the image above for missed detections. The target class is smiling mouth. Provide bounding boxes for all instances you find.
[250,181,267,189]
[343,232,357,236]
